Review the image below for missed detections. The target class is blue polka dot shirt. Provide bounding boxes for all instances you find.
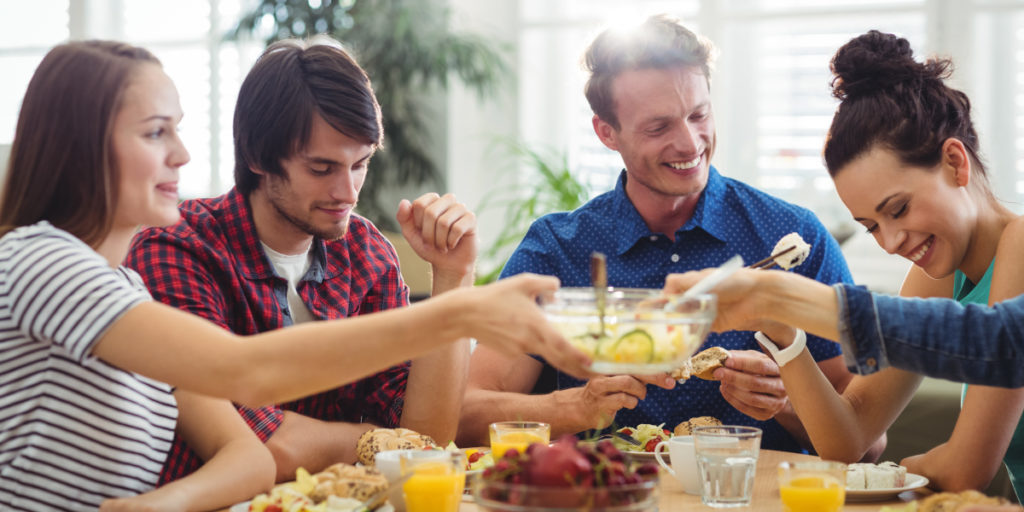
[500,167,853,453]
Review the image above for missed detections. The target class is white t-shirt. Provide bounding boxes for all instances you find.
[0,222,177,511]
[261,242,315,324]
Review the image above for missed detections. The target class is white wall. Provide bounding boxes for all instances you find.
[446,0,521,259]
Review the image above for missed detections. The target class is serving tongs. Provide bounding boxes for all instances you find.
[590,252,608,337]
[748,245,796,270]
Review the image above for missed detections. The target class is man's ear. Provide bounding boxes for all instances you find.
[593,115,620,151]
[942,138,970,188]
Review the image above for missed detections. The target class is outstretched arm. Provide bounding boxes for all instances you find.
[92,274,594,408]
[666,269,1024,387]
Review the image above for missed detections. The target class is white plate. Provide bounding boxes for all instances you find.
[845,473,929,502]
[230,501,395,512]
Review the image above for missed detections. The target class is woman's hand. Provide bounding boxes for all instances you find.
[464,273,596,380]
[665,269,771,332]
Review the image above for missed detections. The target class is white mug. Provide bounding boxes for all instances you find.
[654,435,700,495]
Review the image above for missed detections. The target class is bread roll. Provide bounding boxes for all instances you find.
[673,416,722,436]
[356,427,437,466]
[690,346,730,380]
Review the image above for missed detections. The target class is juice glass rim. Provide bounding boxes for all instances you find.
[778,460,847,472]
[399,450,466,475]
[489,421,550,430]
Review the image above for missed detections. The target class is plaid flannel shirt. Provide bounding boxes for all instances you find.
[125,188,410,483]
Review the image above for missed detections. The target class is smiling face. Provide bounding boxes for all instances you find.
[111,63,189,230]
[593,66,716,203]
[254,113,374,248]
[834,145,975,279]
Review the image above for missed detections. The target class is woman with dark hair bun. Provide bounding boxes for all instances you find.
[729,30,1024,497]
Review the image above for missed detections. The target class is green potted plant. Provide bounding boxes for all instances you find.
[230,0,507,231]
[475,141,590,284]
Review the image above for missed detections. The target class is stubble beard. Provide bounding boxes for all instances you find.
[270,199,349,241]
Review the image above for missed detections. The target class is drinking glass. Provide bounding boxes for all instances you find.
[693,425,762,508]
[778,461,847,512]
[488,421,550,459]
[400,451,466,512]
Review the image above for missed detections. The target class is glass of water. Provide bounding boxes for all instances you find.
[693,425,762,508]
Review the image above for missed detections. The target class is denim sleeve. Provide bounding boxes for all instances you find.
[837,283,1024,387]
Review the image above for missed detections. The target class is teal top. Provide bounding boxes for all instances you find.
[954,259,1023,500]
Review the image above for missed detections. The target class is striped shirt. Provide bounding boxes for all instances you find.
[0,222,177,511]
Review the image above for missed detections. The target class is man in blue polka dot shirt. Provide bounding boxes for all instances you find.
[458,15,882,457]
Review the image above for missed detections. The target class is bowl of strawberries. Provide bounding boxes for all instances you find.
[472,436,659,511]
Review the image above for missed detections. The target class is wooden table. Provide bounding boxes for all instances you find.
[460,449,928,511]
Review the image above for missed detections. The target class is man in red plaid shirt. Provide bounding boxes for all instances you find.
[126,39,477,482]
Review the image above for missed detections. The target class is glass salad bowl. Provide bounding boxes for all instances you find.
[540,287,716,374]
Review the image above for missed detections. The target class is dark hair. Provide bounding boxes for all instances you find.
[823,30,985,180]
[0,40,159,245]
[233,38,383,195]
[584,14,715,130]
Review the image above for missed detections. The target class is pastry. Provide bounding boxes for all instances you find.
[356,427,437,466]
[310,463,388,502]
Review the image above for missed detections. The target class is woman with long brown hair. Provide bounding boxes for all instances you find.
[0,40,588,511]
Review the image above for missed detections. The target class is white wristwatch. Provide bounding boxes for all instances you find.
[754,329,807,368]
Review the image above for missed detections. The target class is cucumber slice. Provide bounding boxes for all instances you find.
[612,329,654,363]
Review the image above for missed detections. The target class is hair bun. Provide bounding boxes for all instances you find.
[830,30,947,100]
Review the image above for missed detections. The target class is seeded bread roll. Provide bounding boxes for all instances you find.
[673,415,722,436]
[690,346,730,380]
[309,463,388,503]
[356,427,436,466]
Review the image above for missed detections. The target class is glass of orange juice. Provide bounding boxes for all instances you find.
[400,451,466,512]
[488,421,550,459]
[778,461,847,512]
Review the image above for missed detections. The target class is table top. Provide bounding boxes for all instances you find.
[217,449,930,512]
[459,449,928,512]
